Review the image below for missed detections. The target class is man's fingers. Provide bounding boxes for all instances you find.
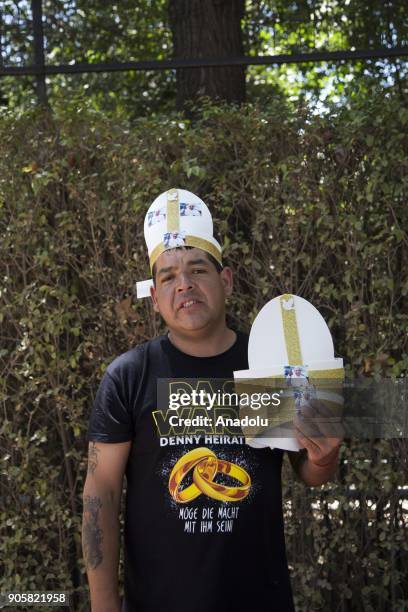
[297,400,344,439]
[310,398,329,412]
[309,416,345,439]
[294,416,321,440]
[294,426,321,453]
[295,425,342,466]
[296,433,321,456]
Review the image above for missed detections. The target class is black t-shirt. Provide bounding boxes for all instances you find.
[88,331,295,612]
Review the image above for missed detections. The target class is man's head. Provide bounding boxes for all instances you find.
[136,188,224,301]
[150,247,232,338]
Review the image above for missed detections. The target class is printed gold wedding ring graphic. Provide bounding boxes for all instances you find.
[169,447,251,503]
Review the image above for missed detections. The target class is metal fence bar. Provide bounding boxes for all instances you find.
[1,47,407,78]
[31,0,47,104]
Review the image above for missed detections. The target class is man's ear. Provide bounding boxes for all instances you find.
[150,284,160,313]
[220,266,233,297]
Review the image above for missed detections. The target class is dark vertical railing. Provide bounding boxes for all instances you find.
[0,8,5,106]
[31,0,47,105]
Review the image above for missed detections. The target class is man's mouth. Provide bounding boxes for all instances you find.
[179,299,201,310]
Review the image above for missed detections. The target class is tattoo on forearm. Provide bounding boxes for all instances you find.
[87,442,100,474]
[83,495,103,569]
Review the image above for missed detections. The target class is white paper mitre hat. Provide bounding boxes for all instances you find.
[247,294,343,373]
[234,294,344,451]
[136,188,222,298]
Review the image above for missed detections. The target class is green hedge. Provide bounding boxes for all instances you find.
[0,94,407,611]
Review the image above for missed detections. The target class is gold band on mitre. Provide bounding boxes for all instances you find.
[149,235,223,273]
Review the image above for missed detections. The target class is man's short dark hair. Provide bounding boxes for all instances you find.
[152,247,222,285]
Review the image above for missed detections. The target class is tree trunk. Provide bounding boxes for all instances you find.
[168,0,246,110]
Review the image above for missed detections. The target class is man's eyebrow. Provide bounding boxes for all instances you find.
[186,258,210,266]
[157,266,175,277]
[156,258,210,277]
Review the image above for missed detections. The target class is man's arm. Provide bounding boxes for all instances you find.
[82,441,131,612]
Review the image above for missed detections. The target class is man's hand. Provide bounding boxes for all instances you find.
[294,398,344,466]
[289,398,344,486]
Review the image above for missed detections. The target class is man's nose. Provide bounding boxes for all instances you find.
[176,272,194,292]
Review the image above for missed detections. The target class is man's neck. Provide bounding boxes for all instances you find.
[167,326,237,357]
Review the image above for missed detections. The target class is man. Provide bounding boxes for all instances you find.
[82,189,342,612]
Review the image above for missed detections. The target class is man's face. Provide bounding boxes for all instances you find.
[150,248,233,336]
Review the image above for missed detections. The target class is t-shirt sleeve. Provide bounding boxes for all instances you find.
[87,370,134,443]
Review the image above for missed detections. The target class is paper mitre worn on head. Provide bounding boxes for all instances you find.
[136,188,223,298]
